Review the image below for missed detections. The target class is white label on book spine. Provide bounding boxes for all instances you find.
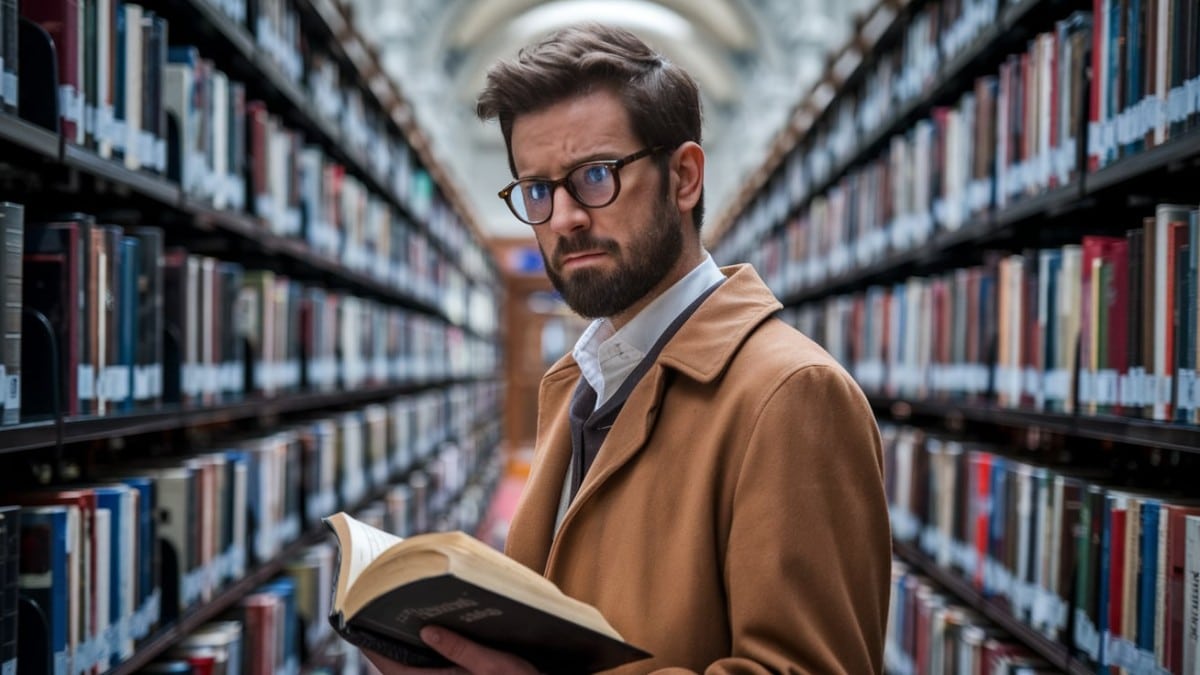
[3,73,15,109]
[53,651,67,675]
[78,364,95,400]
[1177,370,1196,411]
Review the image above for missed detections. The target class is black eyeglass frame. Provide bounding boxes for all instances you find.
[497,146,665,226]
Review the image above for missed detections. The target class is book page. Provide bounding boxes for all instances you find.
[342,514,404,589]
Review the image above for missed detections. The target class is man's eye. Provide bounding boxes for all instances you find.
[582,166,610,185]
[526,183,551,201]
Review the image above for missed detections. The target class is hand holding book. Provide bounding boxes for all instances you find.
[361,626,539,675]
[323,512,651,674]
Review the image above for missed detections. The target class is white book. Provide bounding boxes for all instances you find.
[1154,0,1169,145]
[122,3,142,170]
[210,71,229,209]
[95,0,112,158]
[1154,205,1192,420]
[1185,514,1200,675]
[92,508,111,672]
[162,62,196,193]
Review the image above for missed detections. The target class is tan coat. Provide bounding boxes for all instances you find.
[505,264,892,674]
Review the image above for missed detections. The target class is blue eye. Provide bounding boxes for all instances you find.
[525,182,551,202]
[582,165,610,185]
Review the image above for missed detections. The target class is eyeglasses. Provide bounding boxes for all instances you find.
[498,146,663,226]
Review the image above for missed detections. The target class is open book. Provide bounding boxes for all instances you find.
[323,512,651,673]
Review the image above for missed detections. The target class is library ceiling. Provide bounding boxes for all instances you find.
[347,0,872,240]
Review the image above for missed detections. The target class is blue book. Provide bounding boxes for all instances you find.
[1125,0,1144,156]
[118,236,139,412]
[260,578,298,675]
[1107,0,1123,164]
[1137,498,1160,655]
[1039,249,1062,407]
[113,0,126,162]
[18,507,73,675]
[987,456,1008,599]
[91,484,134,662]
[115,476,157,639]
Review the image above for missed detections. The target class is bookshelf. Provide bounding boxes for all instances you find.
[1,0,504,675]
[713,0,1200,671]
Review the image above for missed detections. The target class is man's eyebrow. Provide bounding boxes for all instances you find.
[518,151,621,179]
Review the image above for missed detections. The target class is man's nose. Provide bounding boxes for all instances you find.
[546,183,589,234]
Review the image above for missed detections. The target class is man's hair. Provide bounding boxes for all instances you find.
[476,22,704,230]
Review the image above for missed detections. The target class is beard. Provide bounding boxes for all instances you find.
[541,195,683,319]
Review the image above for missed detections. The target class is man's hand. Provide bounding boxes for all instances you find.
[362,627,541,675]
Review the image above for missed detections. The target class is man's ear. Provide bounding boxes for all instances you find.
[670,142,704,213]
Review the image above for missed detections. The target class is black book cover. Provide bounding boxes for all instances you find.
[0,505,18,675]
[2,0,16,113]
[332,574,651,674]
[1127,227,1143,417]
[130,227,163,406]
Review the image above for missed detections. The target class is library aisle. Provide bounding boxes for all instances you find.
[3,0,1200,674]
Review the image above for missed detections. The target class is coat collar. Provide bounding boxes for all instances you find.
[540,263,782,386]
[510,264,782,573]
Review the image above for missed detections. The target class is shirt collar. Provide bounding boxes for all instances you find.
[571,252,724,403]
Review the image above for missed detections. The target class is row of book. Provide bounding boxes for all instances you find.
[884,423,1200,674]
[137,446,508,675]
[721,11,1092,286]
[1,206,499,425]
[781,201,1200,422]
[4,384,501,675]
[885,560,1059,675]
[15,0,493,290]
[1088,0,1200,171]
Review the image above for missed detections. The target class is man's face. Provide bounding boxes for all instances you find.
[510,89,683,320]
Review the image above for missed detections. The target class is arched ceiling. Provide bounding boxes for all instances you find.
[347,0,874,240]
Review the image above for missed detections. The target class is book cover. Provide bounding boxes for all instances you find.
[21,219,85,418]
[0,505,18,675]
[129,227,162,406]
[324,512,650,673]
[1183,514,1199,674]
[17,506,74,675]
[1162,502,1200,672]
[1,202,22,424]
[1,0,17,113]
[20,0,82,142]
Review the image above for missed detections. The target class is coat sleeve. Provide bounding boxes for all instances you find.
[668,363,892,675]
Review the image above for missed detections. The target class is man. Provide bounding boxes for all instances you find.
[367,23,891,674]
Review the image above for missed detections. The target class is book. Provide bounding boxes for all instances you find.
[322,511,650,673]
[1,201,22,424]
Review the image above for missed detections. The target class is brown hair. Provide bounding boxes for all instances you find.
[476,22,705,230]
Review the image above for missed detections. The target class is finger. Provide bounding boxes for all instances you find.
[361,647,465,675]
[420,627,538,675]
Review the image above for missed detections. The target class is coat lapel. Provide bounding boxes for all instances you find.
[513,265,784,573]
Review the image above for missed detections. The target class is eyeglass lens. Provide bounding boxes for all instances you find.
[510,163,617,224]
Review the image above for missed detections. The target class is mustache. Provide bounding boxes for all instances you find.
[553,235,619,266]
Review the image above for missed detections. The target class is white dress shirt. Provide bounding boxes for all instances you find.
[571,252,725,410]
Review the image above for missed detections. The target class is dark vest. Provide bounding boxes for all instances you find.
[567,281,722,502]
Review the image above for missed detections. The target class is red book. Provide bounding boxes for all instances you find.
[20,0,81,141]
[246,100,271,222]
[970,450,993,590]
[1107,495,1129,655]
[1161,502,1200,672]
[1105,239,1131,415]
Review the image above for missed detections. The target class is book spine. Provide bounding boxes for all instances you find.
[1,203,20,424]
[1184,515,1200,675]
